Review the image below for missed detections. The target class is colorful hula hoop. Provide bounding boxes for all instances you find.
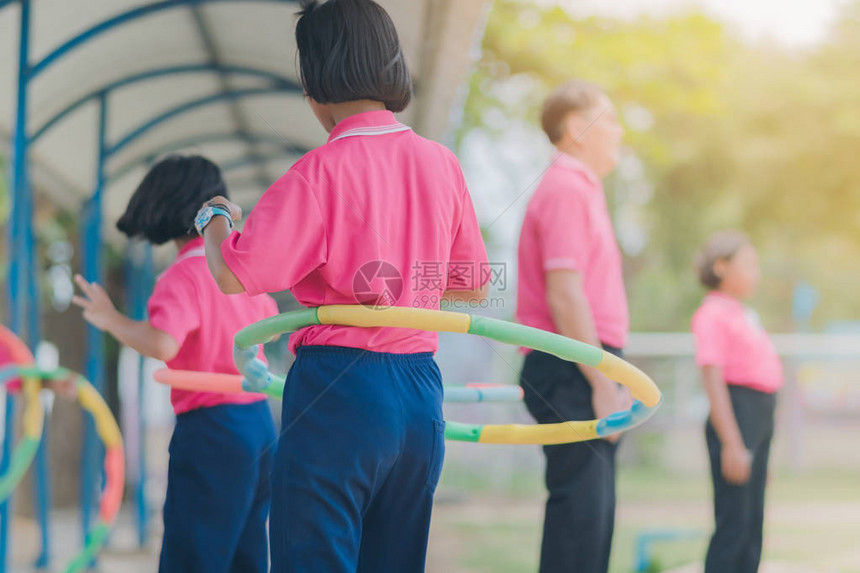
[0,329,124,573]
[229,306,661,445]
[65,374,125,573]
[0,325,45,501]
[153,368,524,403]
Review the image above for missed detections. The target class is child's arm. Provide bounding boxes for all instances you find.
[546,269,632,441]
[72,275,179,362]
[701,364,752,485]
[199,196,246,294]
[202,215,246,294]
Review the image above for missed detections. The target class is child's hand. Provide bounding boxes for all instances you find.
[72,275,119,331]
[721,443,752,485]
[205,196,242,223]
[44,371,79,400]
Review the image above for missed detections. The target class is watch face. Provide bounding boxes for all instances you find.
[195,207,213,234]
[195,206,232,235]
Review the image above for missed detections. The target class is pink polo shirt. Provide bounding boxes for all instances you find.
[149,238,279,414]
[516,152,629,349]
[691,292,783,394]
[221,110,488,354]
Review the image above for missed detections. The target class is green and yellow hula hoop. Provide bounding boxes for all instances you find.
[228,306,661,445]
[0,329,125,573]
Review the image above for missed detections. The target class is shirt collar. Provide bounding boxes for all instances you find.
[552,151,600,186]
[177,236,205,256]
[705,290,743,307]
[327,110,411,143]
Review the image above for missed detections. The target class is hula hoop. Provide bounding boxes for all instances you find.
[0,326,45,501]
[0,328,124,573]
[230,306,661,445]
[1,365,125,573]
[64,374,125,573]
[153,368,525,403]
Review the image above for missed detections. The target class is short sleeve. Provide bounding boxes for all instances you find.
[691,308,729,368]
[221,169,327,296]
[447,175,489,290]
[147,268,199,348]
[538,184,590,273]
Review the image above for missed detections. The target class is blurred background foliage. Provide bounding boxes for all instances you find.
[458,0,860,332]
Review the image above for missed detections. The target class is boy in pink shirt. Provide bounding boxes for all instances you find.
[692,230,782,573]
[516,80,630,573]
[73,156,278,573]
[197,2,488,572]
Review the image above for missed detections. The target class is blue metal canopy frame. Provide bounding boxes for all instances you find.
[1,1,302,570]
[108,87,298,157]
[30,63,297,144]
[109,131,310,185]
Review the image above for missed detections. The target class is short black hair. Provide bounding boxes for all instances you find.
[116,155,228,245]
[296,0,412,112]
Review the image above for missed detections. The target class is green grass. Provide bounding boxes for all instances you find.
[438,516,707,573]
[431,465,860,572]
[457,521,540,572]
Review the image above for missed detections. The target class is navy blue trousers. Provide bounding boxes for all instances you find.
[520,348,622,573]
[270,346,445,573]
[159,400,276,573]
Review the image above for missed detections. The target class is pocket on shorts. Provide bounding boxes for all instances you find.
[425,419,446,491]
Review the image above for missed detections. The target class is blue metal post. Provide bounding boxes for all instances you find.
[2,2,32,571]
[28,172,50,571]
[22,25,49,560]
[79,93,108,557]
[0,224,16,573]
[32,422,51,569]
[124,241,153,547]
[138,246,153,547]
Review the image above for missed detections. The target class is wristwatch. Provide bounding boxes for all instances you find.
[194,204,233,236]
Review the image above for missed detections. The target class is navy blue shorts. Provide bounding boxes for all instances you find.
[159,400,276,573]
[270,346,445,573]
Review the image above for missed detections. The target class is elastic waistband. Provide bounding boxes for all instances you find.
[295,345,435,365]
[175,399,269,419]
[727,383,779,399]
